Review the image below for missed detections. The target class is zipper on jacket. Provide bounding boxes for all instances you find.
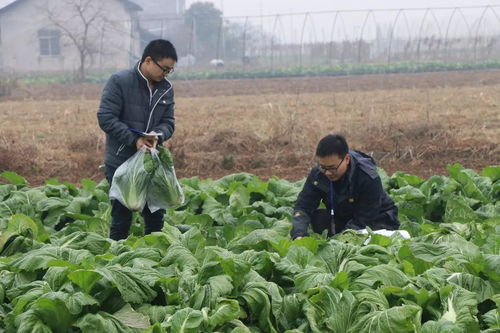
[145,82,172,133]
[149,88,157,107]
[137,62,173,134]
[330,181,336,234]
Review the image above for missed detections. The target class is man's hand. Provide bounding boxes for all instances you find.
[136,131,159,151]
[294,236,303,240]
[136,137,152,151]
[146,131,159,149]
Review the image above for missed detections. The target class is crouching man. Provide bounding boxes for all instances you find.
[291,134,400,239]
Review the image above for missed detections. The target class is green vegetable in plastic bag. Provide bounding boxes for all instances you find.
[147,147,184,212]
[109,149,152,211]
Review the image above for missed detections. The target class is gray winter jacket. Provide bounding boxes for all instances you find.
[97,62,175,168]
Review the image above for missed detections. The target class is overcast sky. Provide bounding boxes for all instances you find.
[184,0,500,42]
[2,0,500,15]
[185,0,500,16]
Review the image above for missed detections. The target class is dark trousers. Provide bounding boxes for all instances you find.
[311,209,335,237]
[105,165,165,241]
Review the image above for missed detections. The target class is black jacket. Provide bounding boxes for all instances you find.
[97,62,175,168]
[291,150,399,239]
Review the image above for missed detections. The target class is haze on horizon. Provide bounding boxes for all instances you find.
[185,0,500,17]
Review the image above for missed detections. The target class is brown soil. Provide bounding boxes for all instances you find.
[5,69,500,101]
[0,70,499,186]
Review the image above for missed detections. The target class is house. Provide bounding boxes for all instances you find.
[131,0,186,50]
[132,0,185,31]
[0,0,143,75]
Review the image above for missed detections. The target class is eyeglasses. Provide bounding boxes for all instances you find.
[318,155,346,173]
[152,58,174,75]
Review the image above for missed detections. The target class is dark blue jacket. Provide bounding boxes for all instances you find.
[291,150,399,239]
[97,62,175,168]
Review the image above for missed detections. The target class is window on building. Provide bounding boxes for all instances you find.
[38,29,61,56]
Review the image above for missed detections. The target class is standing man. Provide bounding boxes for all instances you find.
[291,134,399,239]
[97,39,177,240]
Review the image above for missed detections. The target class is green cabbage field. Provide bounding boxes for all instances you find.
[0,164,499,332]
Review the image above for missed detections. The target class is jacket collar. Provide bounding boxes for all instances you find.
[344,150,357,184]
[134,61,172,91]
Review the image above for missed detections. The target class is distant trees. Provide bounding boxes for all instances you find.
[44,0,119,81]
[184,2,223,57]
[184,2,264,63]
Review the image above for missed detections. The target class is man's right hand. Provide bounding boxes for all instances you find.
[136,137,156,151]
[294,237,303,240]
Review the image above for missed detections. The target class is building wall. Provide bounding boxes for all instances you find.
[0,0,141,75]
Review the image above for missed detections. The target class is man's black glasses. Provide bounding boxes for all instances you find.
[318,155,346,173]
[152,59,174,75]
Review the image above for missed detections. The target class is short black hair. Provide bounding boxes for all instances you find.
[141,39,178,63]
[315,134,349,157]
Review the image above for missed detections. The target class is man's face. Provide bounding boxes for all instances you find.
[144,56,176,82]
[317,153,350,181]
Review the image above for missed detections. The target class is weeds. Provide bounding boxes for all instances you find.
[0,73,498,185]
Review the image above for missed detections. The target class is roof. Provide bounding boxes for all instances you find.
[131,0,184,17]
[0,0,142,15]
[118,0,142,12]
[0,0,16,12]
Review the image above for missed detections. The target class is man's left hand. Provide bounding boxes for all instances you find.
[145,131,159,150]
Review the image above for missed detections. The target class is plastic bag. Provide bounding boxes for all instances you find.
[109,148,155,211]
[358,229,411,245]
[147,147,185,213]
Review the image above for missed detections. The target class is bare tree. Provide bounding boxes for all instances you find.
[43,0,117,81]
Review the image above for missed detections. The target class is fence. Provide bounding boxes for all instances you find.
[2,4,500,78]
[148,5,500,74]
